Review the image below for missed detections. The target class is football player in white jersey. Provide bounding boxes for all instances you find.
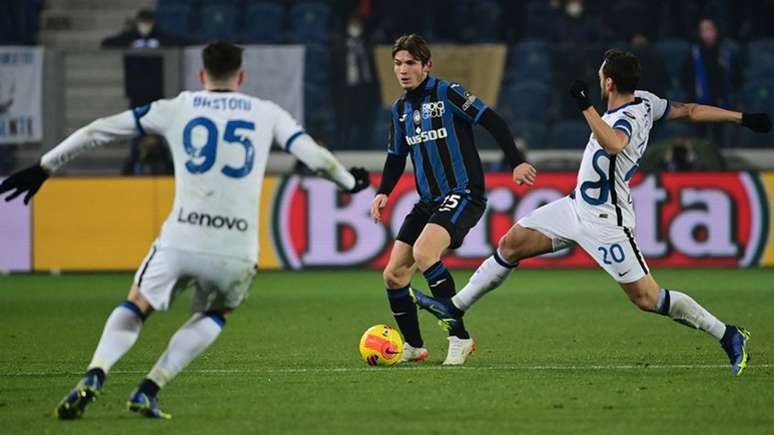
[0,42,370,419]
[410,49,771,375]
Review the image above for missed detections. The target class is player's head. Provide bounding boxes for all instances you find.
[598,49,639,99]
[392,34,432,91]
[200,41,245,90]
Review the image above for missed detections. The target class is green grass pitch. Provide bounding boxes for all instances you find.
[1,268,773,434]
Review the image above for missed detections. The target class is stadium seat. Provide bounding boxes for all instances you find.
[654,39,691,102]
[242,3,285,44]
[155,4,194,38]
[498,81,555,122]
[304,44,329,85]
[371,109,391,150]
[746,39,774,81]
[304,83,336,145]
[511,120,548,149]
[548,120,590,149]
[453,0,501,43]
[522,0,557,41]
[504,40,552,84]
[289,2,331,44]
[200,4,238,42]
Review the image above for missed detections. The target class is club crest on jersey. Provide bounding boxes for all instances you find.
[413,109,422,126]
[421,101,445,119]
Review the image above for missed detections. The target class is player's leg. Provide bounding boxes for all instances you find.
[128,258,256,418]
[453,224,554,312]
[620,274,750,376]
[384,202,432,362]
[412,197,571,323]
[383,241,427,362]
[55,247,160,420]
[579,226,750,376]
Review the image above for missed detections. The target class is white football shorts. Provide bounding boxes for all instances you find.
[517,196,649,284]
[134,241,257,312]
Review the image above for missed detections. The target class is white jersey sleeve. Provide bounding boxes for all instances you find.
[269,102,356,191]
[635,90,671,122]
[133,96,183,136]
[41,110,137,172]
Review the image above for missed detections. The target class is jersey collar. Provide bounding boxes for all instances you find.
[605,97,642,115]
[405,75,436,102]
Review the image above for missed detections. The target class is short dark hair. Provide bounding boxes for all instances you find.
[136,9,154,21]
[602,49,640,93]
[202,41,243,81]
[392,34,431,64]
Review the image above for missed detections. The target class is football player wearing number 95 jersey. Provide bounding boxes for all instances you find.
[0,41,370,419]
[411,49,772,376]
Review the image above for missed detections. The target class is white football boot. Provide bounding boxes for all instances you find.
[442,336,475,365]
[398,343,429,363]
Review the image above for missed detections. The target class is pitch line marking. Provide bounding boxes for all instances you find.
[2,363,772,377]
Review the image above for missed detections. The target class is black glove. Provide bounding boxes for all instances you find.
[0,164,49,205]
[741,113,772,133]
[569,80,592,111]
[348,167,370,193]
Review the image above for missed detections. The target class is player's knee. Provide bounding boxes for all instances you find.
[497,235,521,262]
[383,267,409,289]
[411,245,438,271]
[127,286,154,317]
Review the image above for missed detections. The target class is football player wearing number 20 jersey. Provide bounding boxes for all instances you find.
[412,49,772,376]
[0,42,370,419]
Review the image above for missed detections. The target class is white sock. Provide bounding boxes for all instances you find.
[660,289,726,340]
[146,313,224,388]
[452,251,517,312]
[87,302,145,374]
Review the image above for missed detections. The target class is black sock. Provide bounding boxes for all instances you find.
[423,261,470,339]
[387,286,423,348]
[85,367,106,387]
[138,378,161,398]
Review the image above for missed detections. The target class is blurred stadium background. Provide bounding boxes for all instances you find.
[1,2,773,434]
[2,0,774,272]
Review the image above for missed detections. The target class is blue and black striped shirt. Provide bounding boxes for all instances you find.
[388,75,489,202]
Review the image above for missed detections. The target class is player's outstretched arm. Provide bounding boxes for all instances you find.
[569,80,629,154]
[666,101,772,132]
[0,110,140,205]
[478,108,537,186]
[288,134,370,193]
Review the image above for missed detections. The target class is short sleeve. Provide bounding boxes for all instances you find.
[270,102,305,152]
[612,116,635,144]
[132,95,182,135]
[445,82,489,124]
[387,101,408,156]
[635,90,670,122]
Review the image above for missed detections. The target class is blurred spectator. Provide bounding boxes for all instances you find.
[332,15,379,150]
[122,135,173,176]
[663,143,699,171]
[681,18,742,146]
[101,10,186,48]
[630,34,669,97]
[553,0,604,44]
[103,10,179,175]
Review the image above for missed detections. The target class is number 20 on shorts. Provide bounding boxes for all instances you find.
[598,243,625,264]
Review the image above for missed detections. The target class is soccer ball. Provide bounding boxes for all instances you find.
[359,324,403,366]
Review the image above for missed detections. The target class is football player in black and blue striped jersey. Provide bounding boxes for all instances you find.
[370,34,537,365]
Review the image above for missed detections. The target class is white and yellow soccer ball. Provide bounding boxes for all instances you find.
[358,324,403,366]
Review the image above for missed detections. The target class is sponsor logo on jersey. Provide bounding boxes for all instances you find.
[421,101,445,119]
[461,95,477,111]
[176,207,249,232]
[405,127,448,145]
